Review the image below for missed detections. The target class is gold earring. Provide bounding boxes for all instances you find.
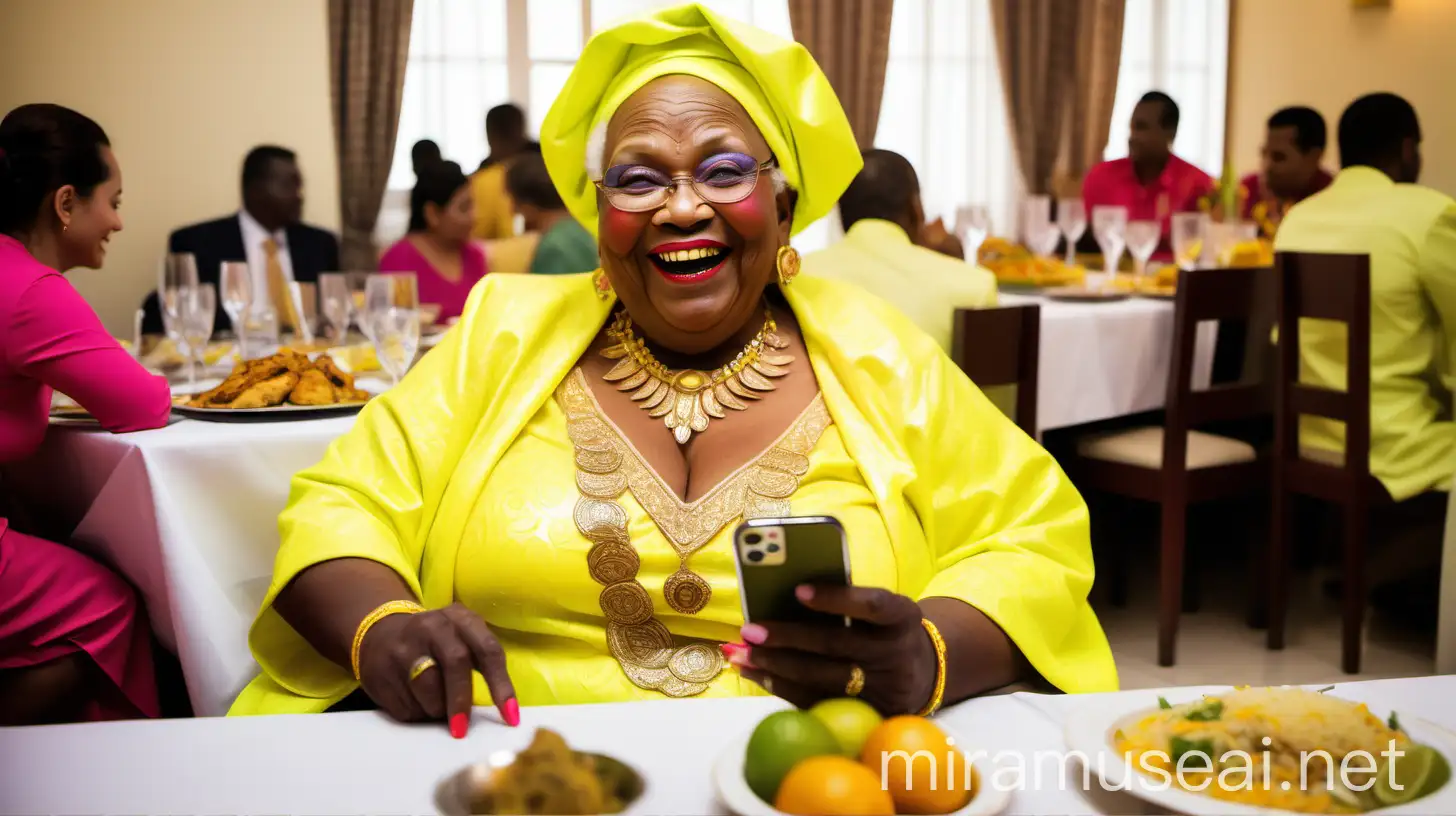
[62,223,69,232]
[775,245,800,286]
[592,268,613,300]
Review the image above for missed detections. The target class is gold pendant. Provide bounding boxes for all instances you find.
[663,563,712,614]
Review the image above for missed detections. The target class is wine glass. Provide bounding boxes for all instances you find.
[179,284,217,388]
[1058,198,1087,265]
[1091,206,1128,284]
[953,205,991,258]
[1125,220,1161,280]
[1022,196,1051,236]
[365,273,419,337]
[159,253,199,364]
[346,271,371,334]
[1171,212,1208,271]
[319,273,352,343]
[1025,221,1061,260]
[219,262,252,357]
[372,307,422,387]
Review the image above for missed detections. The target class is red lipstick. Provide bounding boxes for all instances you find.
[650,238,728,254]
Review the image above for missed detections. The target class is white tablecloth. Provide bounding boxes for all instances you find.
[998,292,1216,432]
[2,677,1452,814]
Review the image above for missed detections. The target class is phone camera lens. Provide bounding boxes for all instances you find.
[745,533,762,545]
[746,550,764,563]
[766,543,780,553]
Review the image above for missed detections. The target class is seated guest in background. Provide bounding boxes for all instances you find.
[504,152,596,275]
[470,104,541,240]
[379,161,488,320]
[411,139,443,178]
[802,149,996,353]
[1275,92,1456,502]
[231,4,1113,728]
[142,145,339,334]
[1082,91,1213,255]
[1240,106,1332,238]
[0,103,171,724]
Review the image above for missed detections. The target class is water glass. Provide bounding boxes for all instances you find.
[1171,212,1209,271]
[1025,221,1061,260]
[954,205,991,258]
[159,253,199,342]
[179,284,217,387]
[219,261,252,356]
[1091,206,1129,282]
[245,306,281,357]
[346,271,372,333]
[372,307,421,387]
[319,273,352,343]
[1058,198,1087,265]
[1022,196,1051,237]
[1125,220,1161,279]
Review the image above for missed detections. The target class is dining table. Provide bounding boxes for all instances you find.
[3,676,1453,814]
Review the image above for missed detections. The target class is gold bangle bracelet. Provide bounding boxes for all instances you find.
[350,599,425,681]
[916,617,948,717]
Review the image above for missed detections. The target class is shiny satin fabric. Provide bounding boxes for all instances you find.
[230,273,1116,715]
[539,2,862,237]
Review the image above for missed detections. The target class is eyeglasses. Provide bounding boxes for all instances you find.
[595,157,777,213]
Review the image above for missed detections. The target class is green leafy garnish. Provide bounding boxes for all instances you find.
[1158,696,1172,710]
[1171,736,1215,771]
[1185,700,1225,722]
[1389,711,1402,732]
[1315,685,1335,693]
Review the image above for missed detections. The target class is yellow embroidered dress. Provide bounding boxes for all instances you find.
[230,273,1117,715]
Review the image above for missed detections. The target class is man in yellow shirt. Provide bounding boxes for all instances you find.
[470,104,541,240]
[803,149,997,353]
[1275,92,1456,501]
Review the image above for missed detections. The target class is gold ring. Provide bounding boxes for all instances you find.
[846,665,865,697]
[408,656,437,682]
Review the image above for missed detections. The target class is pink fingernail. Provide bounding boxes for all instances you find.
[741,623,768,644]
[501,698,520,728]
[721,642,745,659]
[795,585,814,602]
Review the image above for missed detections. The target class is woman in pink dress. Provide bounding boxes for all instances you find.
[0,104,172,723]
[378,161,489,320]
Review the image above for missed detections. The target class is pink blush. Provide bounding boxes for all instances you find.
[599,207,647,256]
[715,196,774,240]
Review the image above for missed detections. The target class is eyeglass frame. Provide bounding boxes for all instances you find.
[593,156,779,213]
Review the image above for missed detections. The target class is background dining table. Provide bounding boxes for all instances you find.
[2,676,1451,814]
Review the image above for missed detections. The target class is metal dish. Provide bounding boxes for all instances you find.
[434,749,647,816]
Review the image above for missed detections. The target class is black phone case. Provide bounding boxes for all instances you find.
[733,516,851,626]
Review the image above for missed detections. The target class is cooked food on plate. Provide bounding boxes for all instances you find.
[1115,686,1449,813]
[187,350,369,409]
[464,728,635,815]
[978,237,1086,287]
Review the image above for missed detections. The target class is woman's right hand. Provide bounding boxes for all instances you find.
[356,602,519,737]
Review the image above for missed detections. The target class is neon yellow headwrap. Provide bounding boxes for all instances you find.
[540,2,862,237]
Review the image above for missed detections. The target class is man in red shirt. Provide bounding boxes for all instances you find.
[1239,106,1334,238]
[1081,91,1214,256]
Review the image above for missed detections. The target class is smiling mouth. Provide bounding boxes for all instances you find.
[650,246,730,278]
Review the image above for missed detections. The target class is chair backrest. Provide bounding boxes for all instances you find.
[1162,265,1277,470]
[1272,251,1372,498]
[952,304,1040,436]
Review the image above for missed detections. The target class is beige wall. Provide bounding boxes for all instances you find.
[0,0,339,334]
[1228,0,1456,196]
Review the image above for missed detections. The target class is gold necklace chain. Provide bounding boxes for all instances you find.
[601,305,794,444]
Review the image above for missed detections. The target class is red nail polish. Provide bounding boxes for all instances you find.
[450,712,468,739]
[502,697,520,728]
[721,642,743,659]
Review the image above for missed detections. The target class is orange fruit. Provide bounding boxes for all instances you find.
[860,716,974,814]
[774,755,896,815]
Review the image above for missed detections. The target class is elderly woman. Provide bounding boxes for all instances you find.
[231,4,1116,734]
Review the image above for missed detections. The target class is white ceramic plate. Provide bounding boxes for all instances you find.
[713,731,1010,816]
[1063,687,1456,816]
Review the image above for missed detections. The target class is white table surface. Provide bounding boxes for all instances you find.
[998,292,1215,433]
[2,677,1452,815]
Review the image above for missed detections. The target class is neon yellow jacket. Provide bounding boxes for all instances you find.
[230,273,1115,714]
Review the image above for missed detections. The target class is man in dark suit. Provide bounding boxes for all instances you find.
[142,145,340,334]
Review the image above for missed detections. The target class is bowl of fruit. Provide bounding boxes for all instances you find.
[713,698,1009,816]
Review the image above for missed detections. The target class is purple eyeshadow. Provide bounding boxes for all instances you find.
[695,152,757,179]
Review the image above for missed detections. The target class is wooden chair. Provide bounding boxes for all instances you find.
[1266,251,1386,673]
[1069,267,1276,666]
[952,305,1040,436]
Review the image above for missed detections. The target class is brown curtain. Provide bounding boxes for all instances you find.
[328,0,414,270]
[1060,0,1126,193]
[788,0,895,149]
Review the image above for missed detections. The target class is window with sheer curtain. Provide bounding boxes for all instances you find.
[1105,0,1230,178]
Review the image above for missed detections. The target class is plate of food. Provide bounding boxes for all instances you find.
[980,238,1087,290]
[1042,286,1131,303]
[172,350,374,421]
[1063,685,1456,815]
[714,700,1008,816]
[434,728,645,815]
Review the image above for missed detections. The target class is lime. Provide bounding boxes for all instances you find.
[809,698,884,758]
[1374,743,1451,806]
[744,710,841,803]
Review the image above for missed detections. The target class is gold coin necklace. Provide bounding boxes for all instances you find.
[599,304,794,445]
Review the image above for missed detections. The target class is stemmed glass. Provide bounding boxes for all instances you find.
[1057,198,1087,265]
[179,284,217,388]
[1091,206,1128,284]
[346,271,371,336]
[319,273,352,343]
[1171,212,1209,271]
[953,205,991,259]
[219,262,252,358]
[159,253,199,369]
[1022,199,1059,259]
[1125,220,1161,281]
[366,274,420,386]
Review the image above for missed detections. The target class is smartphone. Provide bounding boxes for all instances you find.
[733,516,851,627]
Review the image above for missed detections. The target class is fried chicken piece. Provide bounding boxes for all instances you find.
[288,368,339,405]
[228,371,301,409]
[190,356,284,407]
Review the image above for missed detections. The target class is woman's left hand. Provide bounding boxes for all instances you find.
[725,585,938,716]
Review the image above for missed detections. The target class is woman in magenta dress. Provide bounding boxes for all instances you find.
[378,161,489,320]
[0,104,172,723]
